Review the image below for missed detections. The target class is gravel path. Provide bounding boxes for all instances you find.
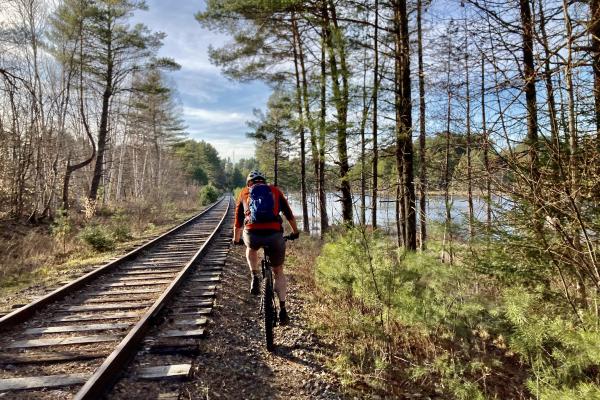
[183,245,348,400]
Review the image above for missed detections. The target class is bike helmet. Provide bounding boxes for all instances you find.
[246,169,266,183]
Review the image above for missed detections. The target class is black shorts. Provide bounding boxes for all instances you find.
[242,231,286,266]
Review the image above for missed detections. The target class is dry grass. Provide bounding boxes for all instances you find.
[0,197,203,310]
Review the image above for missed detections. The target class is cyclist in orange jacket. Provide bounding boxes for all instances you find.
[233,170,299,325]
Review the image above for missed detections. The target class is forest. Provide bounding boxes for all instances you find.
[0,0,248,300]
[199,0,600,398]
[1,0,600,398]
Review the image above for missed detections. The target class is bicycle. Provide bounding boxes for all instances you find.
[234,233,298,351]
[261,234,297,352]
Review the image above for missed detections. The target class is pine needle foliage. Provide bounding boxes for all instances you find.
[314,227,516,398]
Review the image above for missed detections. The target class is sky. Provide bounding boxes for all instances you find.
[132,0,271,161]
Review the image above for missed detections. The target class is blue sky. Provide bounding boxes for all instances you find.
[133,0,271,161]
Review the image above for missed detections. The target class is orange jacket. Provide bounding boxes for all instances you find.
[234,184,295,232]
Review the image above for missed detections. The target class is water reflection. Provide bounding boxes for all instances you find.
[286,192,494,235]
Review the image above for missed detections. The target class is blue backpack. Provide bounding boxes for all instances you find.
[247,184,277,223]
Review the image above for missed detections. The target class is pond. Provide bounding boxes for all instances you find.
[286,192,495,235]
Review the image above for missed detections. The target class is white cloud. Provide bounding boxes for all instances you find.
[132,1,271,162]
[183,107,251,124]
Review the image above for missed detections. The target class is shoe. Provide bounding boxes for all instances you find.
[250,275,260,296]
[279,307,289,325]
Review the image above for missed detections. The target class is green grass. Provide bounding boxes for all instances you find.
[299,225,600,399]
[298,227,531,398]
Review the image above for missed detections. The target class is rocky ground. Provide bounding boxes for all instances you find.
[183,243,349,400]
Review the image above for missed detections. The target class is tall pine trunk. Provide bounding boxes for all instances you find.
[519,0,539,178]
[371,0,380,229]
[442,53,453,264]
[89,32,113,202]
[394,0,416,250]
[63,36,96,209]
[538,0,559,152]
[291,13,310,233]
[465,51,474,239]
[481,56,491,232]
[359,60,369,226]
[318,26,330,235]
[417,0,427,249]
[296,19,321,233]
[590,0,600,141]
[324,0,352,225]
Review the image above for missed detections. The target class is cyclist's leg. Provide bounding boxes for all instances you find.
[272,264,287,302]
[245,246,260,275]
[265,232,289,323]
[242,230,261,274]
[266,233,287,302]
[242,231,262,295]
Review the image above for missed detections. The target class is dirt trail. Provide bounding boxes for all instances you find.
[183,245,347,400]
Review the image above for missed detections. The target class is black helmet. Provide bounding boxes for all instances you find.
[246,169,266,183]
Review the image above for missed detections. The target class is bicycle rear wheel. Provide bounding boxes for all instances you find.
[263,269,276,352]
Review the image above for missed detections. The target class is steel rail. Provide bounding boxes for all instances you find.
[73,195,232,399]
[0,197,225,330]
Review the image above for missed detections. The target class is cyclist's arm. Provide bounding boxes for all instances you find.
[233,191,245,242]
[287,218,299,235]
[279,193,299,234]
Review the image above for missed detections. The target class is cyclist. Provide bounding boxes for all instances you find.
[233,170,299,325]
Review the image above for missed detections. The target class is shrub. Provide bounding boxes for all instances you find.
[199,184,219,206]
[314,227,516,398]
[110,212,132,242]
[144,222,156,233]
[51,209,72,253]
[79,225,115,251]
[502,287,600,399]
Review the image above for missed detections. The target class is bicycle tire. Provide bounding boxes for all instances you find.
[263,268,276,352]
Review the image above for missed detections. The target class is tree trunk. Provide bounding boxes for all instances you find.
[318,26,330,235]
[519,0,539,177]
[590,0,600,141]
[396,178,403,246]
[153,107,161,189]
[465,51,474,239]
[394,0,416,250]
[297,19,321,233]
[562,0,578,191]
[417,0,427,249]
[371,0,380,229]
[116,124,129,201]
[89,72,113,201]
[89,15,114,202]
[291,14,310,233]
[481,55,491,232]
[442,54,453,264]
[359,53,370,226]
[63,40,96,210]
[538,0,560,153]
[324,0,352,225]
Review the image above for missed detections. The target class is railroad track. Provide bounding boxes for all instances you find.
[0,195,233,399]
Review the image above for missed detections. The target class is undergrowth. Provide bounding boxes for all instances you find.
[0,194,204,305]
[312,227,522,399]
[295,225,600,399]
[289,228,600,400]
[199,184,220,205]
